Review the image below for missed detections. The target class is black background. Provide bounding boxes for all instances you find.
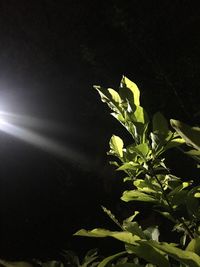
[0,0,200,260]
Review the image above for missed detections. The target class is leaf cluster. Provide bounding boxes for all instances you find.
[0,249,100,267]
[75,76,200,266]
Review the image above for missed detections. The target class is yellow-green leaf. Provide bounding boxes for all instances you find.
[153,112,168,134]
[121,190,156,203]
[170,119,200,151]
[0,260,35,267]
[74,228,141,244]
[122,76,140,106]
[97,251,127,267]
[186,237,200,255]
[110,135,124,157]
[126,242,170,267]
[108,88,122,104]
[150,241,200,267]
[134,106,148,124]
[117,162,140,171]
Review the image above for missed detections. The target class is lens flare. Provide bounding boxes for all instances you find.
[0,111,91,169]
[0,111,7,124]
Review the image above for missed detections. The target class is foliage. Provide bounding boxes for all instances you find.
[0,249,100,267]
[74,76,200,266]
[170,119,200,163]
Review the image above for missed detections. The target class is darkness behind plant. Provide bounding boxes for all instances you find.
[0,1,200,260]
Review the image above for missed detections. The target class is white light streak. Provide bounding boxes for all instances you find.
[0,111,67,131]
[0,117,91,169]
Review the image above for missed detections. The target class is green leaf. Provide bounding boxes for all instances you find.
[185,150,200,156]
[74,229,141,244]
[133,180,158,194]
[184,149,200,163]
[94,86,123,115]
[115,264,143,267]
[130,143,149,160]
[107,88,122,104]
[123,211,140,224]
[116,263,144,267]
[121,190,156,203]
[150,240,200,267]
[143,226,160,242]
[97,252,127,267]
[126,242,170,267]
[0,260,38,267]
[134,106,149,124]
[94,86,120,105]
[117,162,141,171]
[109,161,119,167]
[150,132,161,154]
[112,113,125,124]
[170,119,200,151]
[121,76,140,106]
[42,261,64,267]
[110,135,124,158]
[153,112,169,134]
[123,177,133,182]
[168,182,191,197]
[164,137,185,150]
[186,237,200,256]
[150,132,185,156]
[123,221,146,239]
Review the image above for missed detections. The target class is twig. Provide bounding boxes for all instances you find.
[148,163,194,240]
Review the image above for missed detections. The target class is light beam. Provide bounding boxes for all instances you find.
[0,112,91,169]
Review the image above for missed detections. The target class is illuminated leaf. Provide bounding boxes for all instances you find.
[164,137,185,150]
[143,226,160,242]
[94,86,123,114]
[153,112,168,134]
[123,211,140,224]
[134,106,149,124]
[121,190,156,203]
[129,143,149,160]
[114,263,142,267]
[97,252,127,267]
[126,242,170,267]
[74,228,141,244]
[168,182,191,197]
[110,135,124,157]
[0,260,37,267]
[108,88,122,104]
[121,76,140,106]
[117,162,140,171]
[134,180,157,193]
[123,221,146,239]
[150,241,200,267]
[186,237,200,256]
[170,119,200,151]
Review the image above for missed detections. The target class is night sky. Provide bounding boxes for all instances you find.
[0,0,200,261]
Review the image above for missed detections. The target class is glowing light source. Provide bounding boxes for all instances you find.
[0,117,6,125]
[0,111,7,125]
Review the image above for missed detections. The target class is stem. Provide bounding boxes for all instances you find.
[148,164,194,240]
